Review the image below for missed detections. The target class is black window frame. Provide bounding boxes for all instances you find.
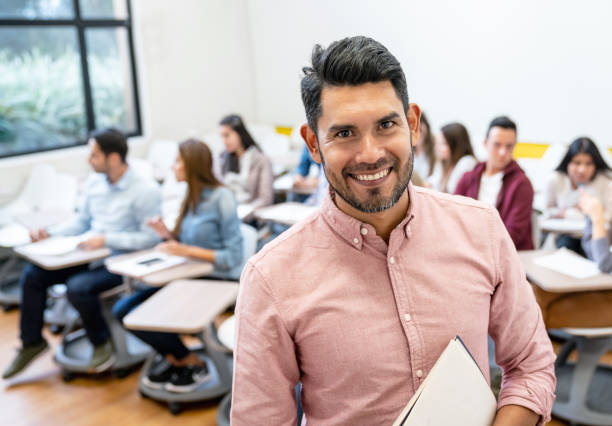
[0,0,142,158]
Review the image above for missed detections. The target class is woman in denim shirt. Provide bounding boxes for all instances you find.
[114,139,243,393]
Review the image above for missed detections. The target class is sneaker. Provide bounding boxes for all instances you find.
[89,340,116,373]
[165,364,211,393]
[142,361,180,390]
[2,340,49,379]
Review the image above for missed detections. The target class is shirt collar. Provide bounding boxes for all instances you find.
[107,166,133,191]
[321,183,416,249]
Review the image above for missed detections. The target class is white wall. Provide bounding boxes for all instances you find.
[246,0,612,157]
[1,0,256,203]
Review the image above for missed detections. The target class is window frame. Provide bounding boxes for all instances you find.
[0,0,142,158]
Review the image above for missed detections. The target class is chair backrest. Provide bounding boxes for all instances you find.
[531,209,541,249]
[240,223,258,263]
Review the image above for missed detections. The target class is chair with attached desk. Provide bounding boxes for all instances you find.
[13,239,150,380]
[519,249,612,425]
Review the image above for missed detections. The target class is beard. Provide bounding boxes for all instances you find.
[320,142,414,214]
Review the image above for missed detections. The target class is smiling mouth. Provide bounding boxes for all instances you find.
[348,167,392,184]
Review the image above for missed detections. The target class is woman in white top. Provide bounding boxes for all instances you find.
[427,122,477,193]
[413,112,435,181]
[545,137,612,253]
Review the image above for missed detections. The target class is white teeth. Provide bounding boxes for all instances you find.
[355,168,390,181]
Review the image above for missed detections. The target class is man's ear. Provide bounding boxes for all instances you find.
[406,103,421,148]
[300,123,322,164]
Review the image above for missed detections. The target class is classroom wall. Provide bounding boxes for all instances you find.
[246,0,612,158]
[0,0,256,203]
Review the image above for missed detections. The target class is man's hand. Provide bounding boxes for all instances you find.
[156,240,190,257]
[78,235,105,251]
[29,228,49,242]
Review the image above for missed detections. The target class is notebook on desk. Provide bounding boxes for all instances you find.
[392,336,497,426]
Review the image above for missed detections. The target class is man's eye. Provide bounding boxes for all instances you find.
[336,129,352,138]
[381,121,394,129]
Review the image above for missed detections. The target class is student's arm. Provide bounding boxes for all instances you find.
[544,173,562,217]
[231,262,300,425]
[488,208,556,426]
[579,192,612,272]
[250,155,274,209]
[295,145,314,177]
[502,179,534,249]
[104,186,162,251]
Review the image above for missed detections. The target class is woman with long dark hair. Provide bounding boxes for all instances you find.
[427,122,476,193]
[545,137,611,253]
[413,112,436,179]
[219,114,274,210]
[114,139,243,393]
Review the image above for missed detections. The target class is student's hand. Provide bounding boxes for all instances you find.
[292,175,305,188]
[78,235,105,251]
[156,240,190,257]
[29,228,49,242]
[146,216,172,240]
[578,190,605,222]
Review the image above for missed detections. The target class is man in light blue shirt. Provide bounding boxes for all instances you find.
[3,128,161,379]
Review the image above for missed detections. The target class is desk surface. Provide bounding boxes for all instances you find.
[123,279,239,333]
[254,202,318,226]
[539,217,586,236]
[14,240,111,270]
[273,174,316,196]
[519,249,612,292]
[105,249,214,287]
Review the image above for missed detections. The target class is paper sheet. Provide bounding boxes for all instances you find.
[21,236,85,256]
[533,248,601,279]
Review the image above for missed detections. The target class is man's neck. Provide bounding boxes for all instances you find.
[107,163,128,184]
[335,190,410,243]
[484,162,506,177]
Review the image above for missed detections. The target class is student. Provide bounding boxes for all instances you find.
[293,144,321,195]
[219,114,274,210]
[113,139,243,393]
[231,36,555,425]
[427,122,476,193]
[545,137,611,254]
[412,111,435,179]
[454,116,534,250]
[531,189,612,329]
[3,129,161,379]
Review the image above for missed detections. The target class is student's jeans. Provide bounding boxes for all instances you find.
[112,286,190,360]
[20,262,123,347]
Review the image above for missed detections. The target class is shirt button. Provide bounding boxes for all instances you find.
[360,227,368,236]
[404,313,411,321]
[353,238,359,245]
[416,369,423,378]
[389,256,396,264]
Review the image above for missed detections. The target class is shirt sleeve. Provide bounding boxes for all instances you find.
[212,189,243,270]
[231,262,300,425]
[488,208,556,425]
[296,145,314,177]
[544,173,560,214]
[581,218,612,272]
[104,185,162,250]
[502,178,534,249]
[250,154,274,210]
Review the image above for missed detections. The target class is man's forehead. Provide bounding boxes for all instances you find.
[319,81,404,127]
[488,127,517,143]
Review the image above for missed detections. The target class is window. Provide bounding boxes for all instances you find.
[0,0,141,158]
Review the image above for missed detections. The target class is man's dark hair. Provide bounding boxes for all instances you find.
[555,137,611,177]
[300,36,409,135]
[486,116,517,137]
[89,128,128,162]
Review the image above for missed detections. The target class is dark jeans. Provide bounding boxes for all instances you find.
[113,286,190,360]
[555,234,585,257]
[20,262,123,346]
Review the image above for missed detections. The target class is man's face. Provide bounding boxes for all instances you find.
[87,139,109,174]
[308,81,419,213]
[484,127,517,173]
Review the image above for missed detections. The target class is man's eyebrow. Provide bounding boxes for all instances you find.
[377,112,401,123]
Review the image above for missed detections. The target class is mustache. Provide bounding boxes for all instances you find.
[342,157,396,176]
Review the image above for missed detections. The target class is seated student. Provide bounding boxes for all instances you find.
[426,122,476,193]
[545,137,611,254]
[218,114,274,210]
[113,139,243,393]
[3,129,161,379]
[412,111,435,180]
[291,144,321,201]
[531,188,612,329]
[455,116,534,250]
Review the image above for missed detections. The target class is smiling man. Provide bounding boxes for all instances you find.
[231,37,555,425]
